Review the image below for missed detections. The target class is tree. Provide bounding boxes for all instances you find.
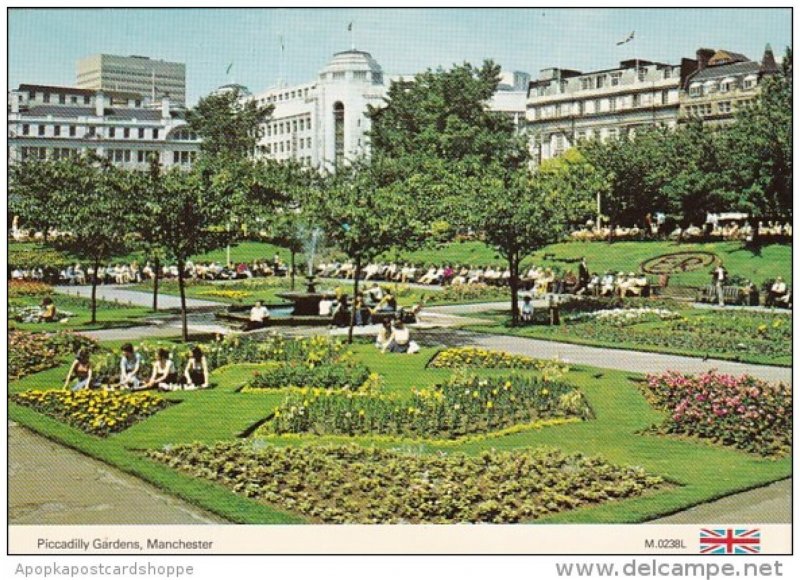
[476,150,596,325]
[10,158,68,242]
[186,87,273,161]
[715,47,792,221]
[47,155,133,324]
[311,159,424,343]
[155,164,237,340]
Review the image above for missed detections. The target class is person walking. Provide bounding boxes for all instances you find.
[714,263,727,306]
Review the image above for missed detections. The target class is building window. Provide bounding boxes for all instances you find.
[632,94,640,108]
[307,137,311,148]
[293,120,298,132]
[59,94,66,104]
[663,68,672,79]
[139,128,145,138]
[29,91,35,100]
[718,101,732,114]
[88,126,96,137]
[71,96,78,104]
[22,124,29,136]
[84,95,91,104]
[54,126,61,137]
[69,125,76,137]
[333,71,345,80]
[38,125,46,136]
[109,127,116,138]
[689,84,702,97]
[580,78,591,91]
[43,93,51,103]
[609,97,617,112]
[743,77,757,90]
[610,73,622,86]
[595,76,605,89]
[661,89,670,104]
[637,68,647,82]
[153,129,159,139]
[124,128,130,138]
[135,100,141,107]
[353,71,367,81]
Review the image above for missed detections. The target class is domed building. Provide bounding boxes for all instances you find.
[249,49,389,169]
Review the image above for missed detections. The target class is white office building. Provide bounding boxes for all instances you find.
[7,84,200,167]
[526,58,694,165]
[245,49,529,169]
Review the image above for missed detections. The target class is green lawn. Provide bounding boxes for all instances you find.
[9,339,790,525]
[8,294,163,331]
[468,306,792,367]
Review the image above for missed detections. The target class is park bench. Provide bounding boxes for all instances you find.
[696,284,746,305]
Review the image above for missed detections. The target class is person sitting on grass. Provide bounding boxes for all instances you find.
[38,297,57,323]
[145,349,177,390]
[520,295,534,323]
[119,343,143,390]
[767,277,788,307]
[183,346,210,389]
[354,296,372,326]
[64,350,93,391]
[375,318,392,350]
[382,318,411,354]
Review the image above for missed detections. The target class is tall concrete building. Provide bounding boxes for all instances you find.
[77,54,187,107]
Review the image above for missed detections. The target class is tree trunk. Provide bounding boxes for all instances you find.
[90,256,100,324]
[509,253,520,327]
[347,258,362,344]
[177,258,189,341]
[290,249,296,291]
[152,257,160,312]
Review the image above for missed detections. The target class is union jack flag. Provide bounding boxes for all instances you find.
[700,528,761,554]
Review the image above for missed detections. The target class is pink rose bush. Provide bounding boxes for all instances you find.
[643,371,791,456]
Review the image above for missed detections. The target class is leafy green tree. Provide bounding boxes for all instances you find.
[715,47,792,221]
[47,156,133,323]
[186,87,273,161]
[311,159,424,343]
[10,158,69,242]
[477,150,596,325]
[155,164,238,340]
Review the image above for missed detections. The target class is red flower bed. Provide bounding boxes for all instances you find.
[643,371,791,456]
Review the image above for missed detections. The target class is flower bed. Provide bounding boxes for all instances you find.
[565,307,680,326]
[197,288,253,301]
[9,305,75,323]
[437,283,509,303]
[429,346,560,371]
[9,330,97,380]
[548,311,791,362]
[244,361,373,391]
[8,280,54,298]
[11,389,169,436]
[642,371,792,456]
[147,442,662,523]
[264,373,592,439]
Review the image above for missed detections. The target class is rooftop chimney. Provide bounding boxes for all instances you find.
[161,95,171,120]
[696,48,715,72]
[95,91,105,117]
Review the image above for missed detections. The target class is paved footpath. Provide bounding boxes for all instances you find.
[55,284,224,310]
[9,421,223,525]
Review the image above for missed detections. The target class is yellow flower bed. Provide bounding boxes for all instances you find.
[197,289,253,301]
[11,389,170,437]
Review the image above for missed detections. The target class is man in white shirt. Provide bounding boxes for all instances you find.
[249,301,270,326]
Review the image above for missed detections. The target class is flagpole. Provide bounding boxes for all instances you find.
[349,22,355,50]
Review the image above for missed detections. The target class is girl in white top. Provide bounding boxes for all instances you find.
[375,319,392,350]
[383,319,411,354]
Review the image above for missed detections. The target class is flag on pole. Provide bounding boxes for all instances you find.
[226,62,233,75]
[616,31,635,45]
[347,22,353,32]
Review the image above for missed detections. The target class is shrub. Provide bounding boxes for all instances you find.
[148,442,663,523]
[438,283,509,303]
[265,373,592,439]
[11,389,169,436]
[9,330,97,380]
[642,371,792,456]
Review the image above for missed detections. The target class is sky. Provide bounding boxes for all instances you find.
[8,7,792,105]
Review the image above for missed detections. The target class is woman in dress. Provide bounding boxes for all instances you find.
[64,350,93,391]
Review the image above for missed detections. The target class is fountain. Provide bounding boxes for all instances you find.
[276,227,336,317]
